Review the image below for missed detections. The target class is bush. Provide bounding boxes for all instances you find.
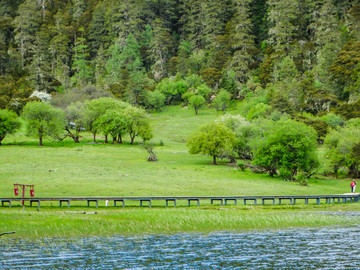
[237,160,247,171]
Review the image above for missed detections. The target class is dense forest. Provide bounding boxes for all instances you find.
[1,0,360,179]
[0,0,359,115]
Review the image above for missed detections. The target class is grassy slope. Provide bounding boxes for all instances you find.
[0,105,352,198]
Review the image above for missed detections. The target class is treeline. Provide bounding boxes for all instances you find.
[1,0,360,120]
[0,97,152,146]
[187,114,360,181]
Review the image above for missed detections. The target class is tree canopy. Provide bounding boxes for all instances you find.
[0,109,21,145]
[252,119,319,180]
[187,122,236,165]
[21,101,65,146]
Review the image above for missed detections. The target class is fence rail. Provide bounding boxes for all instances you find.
[1,194,359,208]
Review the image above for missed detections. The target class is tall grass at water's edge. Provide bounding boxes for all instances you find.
[1,204,359,239]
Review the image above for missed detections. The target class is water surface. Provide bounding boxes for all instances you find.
[1,226,359,269]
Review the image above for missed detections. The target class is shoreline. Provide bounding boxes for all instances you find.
[1,204,359,240]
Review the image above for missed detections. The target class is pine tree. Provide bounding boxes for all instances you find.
[177,40,193,75]
[119,33,142,72]
[30,25,53,92]
[13,0,41,69]
[88,1,108,56]
[267,0,300,56]
[107,0,144,47]
[310,0,343,88]
[50,9,71,91]
[140,24,153,71]
[105,43,122,85]
[180,0,227,50]
[228,0,256,83]
[94,45,107,87]
[72,0,86,22]
[150,18,174,81]
[71,27,93,87]
[37,0,51,20]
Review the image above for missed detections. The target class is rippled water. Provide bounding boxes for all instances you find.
[1,226,360,269]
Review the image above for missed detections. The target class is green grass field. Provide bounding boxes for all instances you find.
[0,105,358,238]
[0,105,352,197]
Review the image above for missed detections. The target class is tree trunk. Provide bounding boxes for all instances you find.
[130,136,135,145]
[39,136,43,146]
[112,137,116,144]
[65,127,80,143]
[93,133,96,143]
[195,107,198,115]
[117,134,123,144]
[105,134,108,143]
[213,155,217,165]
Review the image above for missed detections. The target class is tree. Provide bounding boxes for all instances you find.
[31,25,54,92]
[107,0,144,47]
[271,56,299,83]
[21,101,66,146]
[325,124,360,177]
[155,77,188,104]
[252,119,319,180]
[0,109,21,145]
[95,109,128,144]
[125,106,153,144]
[88,1,108,55]
[71,28,93,87]
[189,95,205,115]
[64,102,85,143]
[310,0,343,91]
[50,9,71,91]
[218,114,256,160]
[105,43,122,86]
[212,90,231,114]
[187,121,236,165]
[149,18,173,81]
[180,0,227,50]
[83,97,128,143]
[146,90,165,111]
[267,0,300,56]
[13,0,41,69]
[228,0,256,83]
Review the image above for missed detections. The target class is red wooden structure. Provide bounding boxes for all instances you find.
[13,184,34,205]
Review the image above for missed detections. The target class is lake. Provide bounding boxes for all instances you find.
[1,225,360,269]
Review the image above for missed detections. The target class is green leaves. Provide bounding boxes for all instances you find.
[325,124,360,176]
[187,121,236,165]
[188,95,205,115]
[0,109,21,145]
[252,119,319,180]
[21,101,65,146]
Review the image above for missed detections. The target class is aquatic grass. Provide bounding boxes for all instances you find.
[1,205,359,239]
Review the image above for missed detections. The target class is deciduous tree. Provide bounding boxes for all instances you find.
[252,119,319,180]
[22,101,65,146]
[187,121,236,165]
[189,95,205,115]
[0,109,21,145]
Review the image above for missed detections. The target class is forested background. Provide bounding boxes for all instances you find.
[2,0,360,179]
[1,0,360,117]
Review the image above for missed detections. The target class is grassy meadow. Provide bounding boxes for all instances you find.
[1,105,359,238]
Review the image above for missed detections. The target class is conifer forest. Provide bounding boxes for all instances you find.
[0,0,359,112]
